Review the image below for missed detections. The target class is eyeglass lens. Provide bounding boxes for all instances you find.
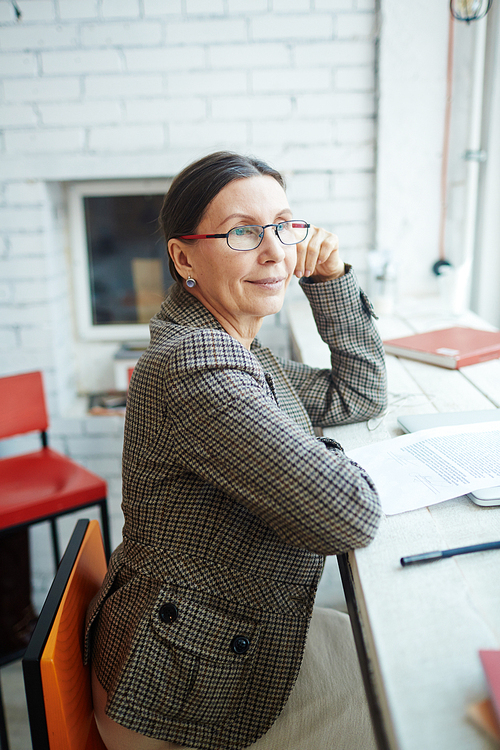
[227,221,308,250]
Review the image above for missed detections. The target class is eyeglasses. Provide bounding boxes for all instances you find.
[179,220,310,251]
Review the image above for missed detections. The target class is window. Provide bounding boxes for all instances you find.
[69,179,173,341]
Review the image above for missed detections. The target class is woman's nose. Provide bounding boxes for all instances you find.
[258,226,286,262]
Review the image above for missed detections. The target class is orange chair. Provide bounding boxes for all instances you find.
[23,519,107,750]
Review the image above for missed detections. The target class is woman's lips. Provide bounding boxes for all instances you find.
[247,277,286,289]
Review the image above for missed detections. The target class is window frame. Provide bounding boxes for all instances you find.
[68,178,172,342]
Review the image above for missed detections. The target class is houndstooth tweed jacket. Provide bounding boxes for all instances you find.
[85,267,387,750]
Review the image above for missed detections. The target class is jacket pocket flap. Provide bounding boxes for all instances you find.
[150,586,259,661]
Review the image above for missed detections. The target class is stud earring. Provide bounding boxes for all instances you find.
[186,276,196,288]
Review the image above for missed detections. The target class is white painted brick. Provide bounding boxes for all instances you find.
[273,0,311,11]
[356,0,376,9]
[85,456,122,477]
[252,67,330,93]
[315,0,353,8]
[212,94,292,121]
[252,119,332,145]
[294,199,338,226]
[14,1,55,21]
[0,302,50,324]
[0,345,53,371]
[209,43,291,69]
[5,128,85,154]
[88,124,164,151]
[0,285,12,303]
[85,73,163,98]
[169,121,247,148]
[67,435,124,457]
[251,13,334,41]
[0,52,37,77]
[143,0,182,15]
[41,49,122,75]
[50,417,84,436]
[83,416,124,436]
[58,0,99,20]
[0,2,15,21]
[124,46,205,72]
[0,256,46,279]
[0,23,78,51]
[39,101,122,126]
[3,76,81,102]
[124,97,205,123]
[4,182,46,204]
[227,0,267,11]
[337,12,376,39]
[169,70,245,97]
[166,18,247,44]
[7,232,45,255]
[278,144,374,171]
[0,206,45,230]
[0,104,37,127]
[12,279,51,304]
[102,0,140,18]
[335,222,373,247]
[81,21,162,47]
[0,326,19,349]
[294,40,374,66]
[334,172,374,198]
[186,0,224,14]
[334,198,373,222]
[337,116,375,143]
[285,172,331,202]
[296,92,375,117]
[336,66,374,91]
[19,325,53,348]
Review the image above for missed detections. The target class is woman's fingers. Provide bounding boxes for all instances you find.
[295,226,343,280]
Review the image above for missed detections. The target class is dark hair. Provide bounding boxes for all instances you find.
[159,151,285,283]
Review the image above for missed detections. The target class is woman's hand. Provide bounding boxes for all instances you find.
[294,225,345,282]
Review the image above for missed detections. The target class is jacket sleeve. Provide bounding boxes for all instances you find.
[163,329,382,557]
[280,266,387,427]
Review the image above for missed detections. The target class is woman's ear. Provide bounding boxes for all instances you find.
[168,239,194,283]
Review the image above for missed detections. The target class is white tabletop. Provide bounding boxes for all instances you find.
[287,296,500,750]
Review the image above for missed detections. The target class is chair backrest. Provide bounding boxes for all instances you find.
[0,370,48,440]
[23,519,107,750]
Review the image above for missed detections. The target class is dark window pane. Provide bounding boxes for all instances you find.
[84,194,172,325]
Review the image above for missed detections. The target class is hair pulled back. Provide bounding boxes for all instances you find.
[160,151,285,283]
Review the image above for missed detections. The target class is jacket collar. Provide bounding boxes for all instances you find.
[150,283,262,352]
[151,282,225,333]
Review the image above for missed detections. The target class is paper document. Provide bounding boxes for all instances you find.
[347,421,500,515]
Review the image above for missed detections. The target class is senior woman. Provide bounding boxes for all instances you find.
[85,151,387,750]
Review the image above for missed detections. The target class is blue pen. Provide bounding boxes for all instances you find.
[400,540,500,566]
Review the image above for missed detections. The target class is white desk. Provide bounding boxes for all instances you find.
[287,297,500,750]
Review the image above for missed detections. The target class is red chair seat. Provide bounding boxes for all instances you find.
[0,447,106,531]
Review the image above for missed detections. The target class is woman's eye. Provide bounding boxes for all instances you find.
[233,226,257,237]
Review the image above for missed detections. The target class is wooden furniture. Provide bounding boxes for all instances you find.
[22,519,107,750]
[288,296,500,750]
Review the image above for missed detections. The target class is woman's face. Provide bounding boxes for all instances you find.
[183,175,297,344]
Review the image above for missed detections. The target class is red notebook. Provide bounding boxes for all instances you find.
[383,327,500,369]
[480,650,500,727]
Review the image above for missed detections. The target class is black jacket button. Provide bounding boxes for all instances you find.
[231,635,250,655]
[159,603,178,624]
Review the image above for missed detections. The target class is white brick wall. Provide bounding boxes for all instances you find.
[0,0,378,604]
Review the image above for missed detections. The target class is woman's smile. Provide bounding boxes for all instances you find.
[246,276,287,290]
